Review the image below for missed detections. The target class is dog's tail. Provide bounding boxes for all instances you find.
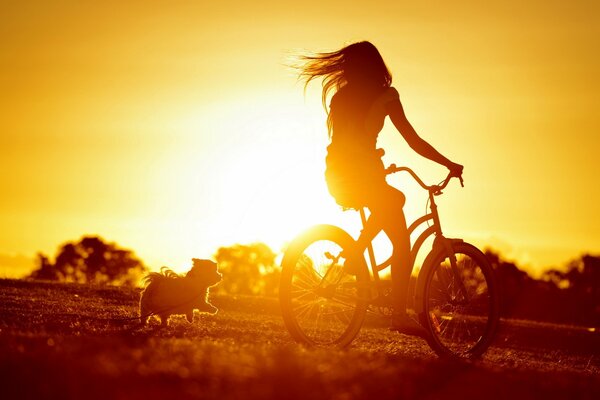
[142,267,183,287]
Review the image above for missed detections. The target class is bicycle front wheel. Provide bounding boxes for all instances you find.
[279,225,369,348]
[420,242,499,359]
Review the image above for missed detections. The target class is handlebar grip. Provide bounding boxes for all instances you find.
[459,176,464,187]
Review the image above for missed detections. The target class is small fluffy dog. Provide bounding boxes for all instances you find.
[139,258,222,326]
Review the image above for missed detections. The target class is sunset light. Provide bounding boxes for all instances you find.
[1,0,598,277]
[1,2,599,399]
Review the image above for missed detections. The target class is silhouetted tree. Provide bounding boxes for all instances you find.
[486,249,600,326]
[28,235,147,287]
[214,243,279,296]
[29,253,58,281]
[542,254,600,326]
[486,250,535,317]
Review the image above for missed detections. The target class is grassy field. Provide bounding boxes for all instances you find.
[0,278,598,400]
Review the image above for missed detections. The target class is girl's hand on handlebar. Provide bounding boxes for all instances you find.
[448,162,464,187]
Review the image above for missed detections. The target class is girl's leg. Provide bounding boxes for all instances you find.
[367,185,412,312]
[367,185,425,335]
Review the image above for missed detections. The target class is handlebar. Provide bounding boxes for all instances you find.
[385,164,464,195]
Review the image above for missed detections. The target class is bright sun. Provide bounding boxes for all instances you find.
[158,92,358,259]
[151,90,428,271]
[210,95,347,252]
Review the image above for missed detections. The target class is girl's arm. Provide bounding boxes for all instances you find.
[386,97,463,175]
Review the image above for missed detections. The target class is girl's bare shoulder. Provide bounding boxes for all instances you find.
[383,86,400,102]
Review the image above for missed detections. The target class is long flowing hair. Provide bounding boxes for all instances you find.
[295,41,392,135]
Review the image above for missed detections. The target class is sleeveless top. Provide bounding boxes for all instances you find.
[325,86,400,208]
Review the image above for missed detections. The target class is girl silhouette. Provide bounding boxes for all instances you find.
[297,41,463,334]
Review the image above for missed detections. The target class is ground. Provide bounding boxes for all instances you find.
[0,279,598,400]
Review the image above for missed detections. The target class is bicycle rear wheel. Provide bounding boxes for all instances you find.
[279,225,369,348]
[420,242,499,359]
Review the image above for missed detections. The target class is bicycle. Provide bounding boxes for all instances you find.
[279,166,500,359]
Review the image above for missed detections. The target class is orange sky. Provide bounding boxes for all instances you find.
[1,1,598,277]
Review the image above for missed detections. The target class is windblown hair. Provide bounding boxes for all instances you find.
[295,41,392,135]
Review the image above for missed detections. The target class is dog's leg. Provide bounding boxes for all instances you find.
[160,314,169,327]
[186,310,193,323]
[139,297,149,325]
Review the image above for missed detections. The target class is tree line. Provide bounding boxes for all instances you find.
[486,250,599,327]
[27,235,599,326]
[29,236,147,287]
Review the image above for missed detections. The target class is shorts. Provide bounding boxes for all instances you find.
[325,147,389,209]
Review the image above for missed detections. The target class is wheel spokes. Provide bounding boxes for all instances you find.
[427,251,493,356]
[284,237,365,346]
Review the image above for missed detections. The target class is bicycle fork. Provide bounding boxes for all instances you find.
[434,236,470,302]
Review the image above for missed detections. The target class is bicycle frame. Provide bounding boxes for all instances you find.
[280,165,498,355]
[359,200,438,276]
[357,166,465,312]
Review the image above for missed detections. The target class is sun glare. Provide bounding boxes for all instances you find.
[143,92,366,270]
[151,90,440,272]
[209,95,344,251]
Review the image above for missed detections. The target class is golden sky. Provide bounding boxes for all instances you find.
[1,0,598,276]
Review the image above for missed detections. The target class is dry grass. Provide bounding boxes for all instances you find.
[0,279,598,400]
